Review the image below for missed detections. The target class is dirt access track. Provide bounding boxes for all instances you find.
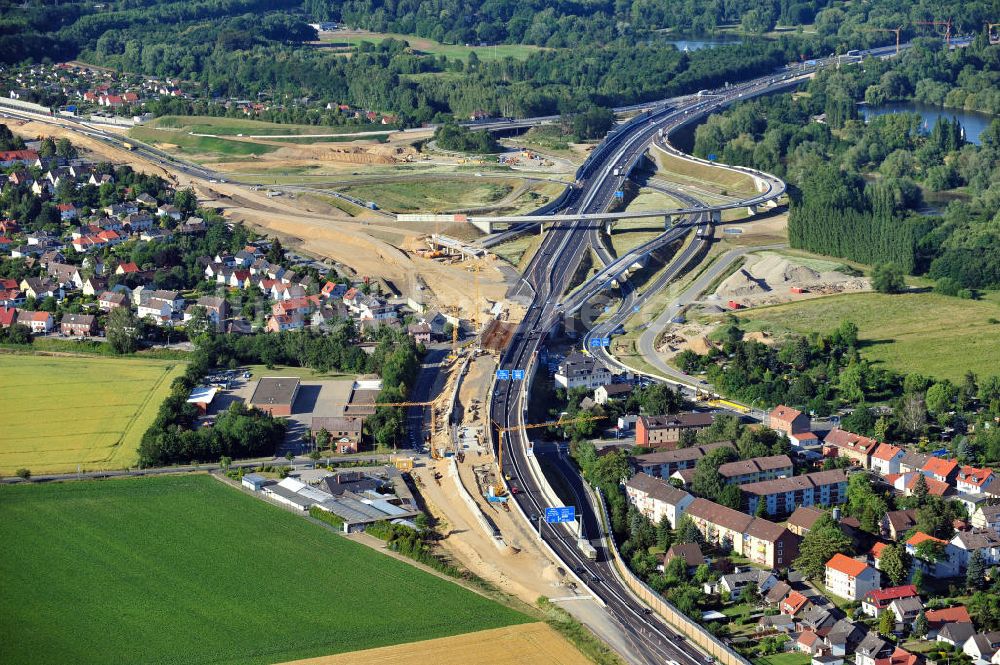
[279,623,590,665]
[9,120,509,311]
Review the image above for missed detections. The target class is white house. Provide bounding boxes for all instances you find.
[950,529,1000,573]
[972,505,1000,532]
[554,351,612,390]
[624,473,694,528]
[966,632,1000,665]
[870,443,906,476]
[825,554,881,601]
[957,466,995,495]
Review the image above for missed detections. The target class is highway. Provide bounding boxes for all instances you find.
[484,43,930,664]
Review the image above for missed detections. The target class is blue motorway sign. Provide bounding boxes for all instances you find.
[614,190,624,199]
[601,337,611,347]
[496,369,511,380]
[512,369,525,380]
[633,305,641,312]
[545,506,576,523]
[590,338,602,348]
[708,153,717,161]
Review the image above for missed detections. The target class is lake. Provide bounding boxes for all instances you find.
[860,101,995,146]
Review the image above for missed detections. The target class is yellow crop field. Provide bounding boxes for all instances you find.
[0,354,185,475]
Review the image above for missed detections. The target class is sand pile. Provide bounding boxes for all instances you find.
[716,253,869,305]
[719,267,770,297]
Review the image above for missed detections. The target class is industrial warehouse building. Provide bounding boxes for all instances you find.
[249,377,300,416]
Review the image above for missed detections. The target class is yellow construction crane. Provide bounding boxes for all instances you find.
[491,414,606,494]
[864,26,903,54]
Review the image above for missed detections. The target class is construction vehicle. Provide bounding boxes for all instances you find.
[491,414,605,496]
[122,141,135,151]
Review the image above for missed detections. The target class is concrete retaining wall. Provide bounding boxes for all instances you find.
[593,487,754,665]
[447,458,505,550]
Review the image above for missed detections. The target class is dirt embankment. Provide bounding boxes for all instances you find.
[713,253,869,307]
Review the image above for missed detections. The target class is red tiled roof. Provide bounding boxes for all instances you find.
[906,531,947,547]
[118,262,139,273]
[875,647,919,665]
[925,606,972,626]
[872,443,903,462]
[869,542,888,559]
[905,474,949,497]
[782,590,809,615]
[824,427,879,453]
[770,405,803,422]
[826,553,869,578]
[0,306,16,325]
[864,585,919,607]
[923,456,959,478]
[957,466,993,487]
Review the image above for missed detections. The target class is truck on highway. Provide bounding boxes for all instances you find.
[122,142,135,151]
[578,539,597,561]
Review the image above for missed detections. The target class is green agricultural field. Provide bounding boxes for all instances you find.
[129,126,279,157]
[149,115,383,136]
[0,354,185,475]
[0,475,529,665]
[321,31,545,62]
[734,291,1000,383]
[339,178,519,212]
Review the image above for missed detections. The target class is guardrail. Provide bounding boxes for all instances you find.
[593,487,754,665]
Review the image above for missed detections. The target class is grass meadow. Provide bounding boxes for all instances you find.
[320,31,545,62]
[0,475,530,664]
[0,354,185,475]
[734,291,1000,382]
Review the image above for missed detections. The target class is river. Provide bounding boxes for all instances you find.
[860,101,995,146]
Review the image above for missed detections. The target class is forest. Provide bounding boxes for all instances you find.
[692,37,1000,289]
[1,0,994,123]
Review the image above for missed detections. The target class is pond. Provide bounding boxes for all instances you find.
[661,36,742,51]
[860,101,995,146]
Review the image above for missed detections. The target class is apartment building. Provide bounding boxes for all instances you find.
[740,469,849,517]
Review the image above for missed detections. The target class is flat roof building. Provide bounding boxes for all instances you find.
[249,377,300,417]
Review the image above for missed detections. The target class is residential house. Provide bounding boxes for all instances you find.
[822,428,879,468]
[157,204,182,220]
[56,202,78,221]
[939,622,978,647]
[824,553,880,601]
[266,313,305,332]
[825,619,867,657]
[856,633,893,665]
[740,469,849,517]
[0,306,17,327]
[685,497,800,568]
[116,261,140,275]
[718,455,793,485]
[868,542,888,570]
[635,412,715,447]
[624,473,694,528]
[0,149,39,167]
[906,531,959,578]
[20,277,63,301]
[887,596,924,630]
[883,509,918,541]
[137,290,183,324]
[60,313,96,336]
[553,351,612,390]
[765,580,792,607]
[870,443,906,476]
[957,466,995,495]
[81,276,107,297]
[923,456,960,484]
[0,288,23,307]
[310,417,362,454]
[98,291,128,311]
[925,606,973,638]
[769,404,811,439]
[972,505,1000,532]
[781,590,810,616]
[795,630,824,656]
[632,442,734,479]
[874,647,921,665]
[861,585,920,617]
[965,632,1000,665]
[717,569,777,600]
[891,472,951,498]
[47,262,83,289]
[594,383,633,405]
[950,529,1000,572]
[184,296,229,330]
[407,322,431,344]
[787,505,826,536]
[663,543,706,572]
[17,310,53,334]
[899,451,930,474]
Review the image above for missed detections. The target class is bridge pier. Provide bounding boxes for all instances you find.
[663,215,673,229]
[604,220,615,235]
[746,204,758,217]
[711,210,722,224]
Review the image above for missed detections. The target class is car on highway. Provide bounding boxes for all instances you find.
[509,485,520,495]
